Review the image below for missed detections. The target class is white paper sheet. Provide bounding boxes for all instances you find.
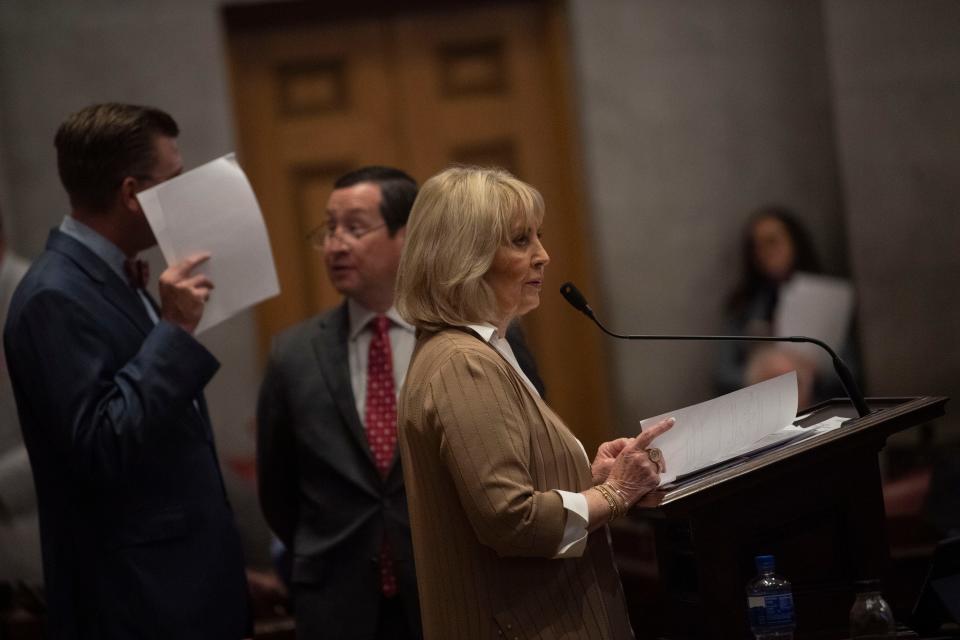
[137,153,279,334]
[782,415,848,434]
[639,371,798,484]
[775,272,854,372]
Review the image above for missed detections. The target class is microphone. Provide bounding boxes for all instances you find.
[560,281,871,417]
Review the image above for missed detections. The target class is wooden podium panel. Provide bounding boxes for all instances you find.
[613,396,948,640]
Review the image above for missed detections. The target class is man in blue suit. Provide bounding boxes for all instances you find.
[2,103,249,639]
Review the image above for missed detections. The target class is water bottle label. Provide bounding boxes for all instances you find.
[748,593,795,625]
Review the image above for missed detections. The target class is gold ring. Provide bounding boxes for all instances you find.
[646,448,665,472]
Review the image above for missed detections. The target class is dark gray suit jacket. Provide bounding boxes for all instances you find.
[256,303,543,639]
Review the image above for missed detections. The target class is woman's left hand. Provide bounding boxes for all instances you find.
[591,437,633,485]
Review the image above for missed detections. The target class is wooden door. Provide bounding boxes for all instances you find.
[225,0,613,451]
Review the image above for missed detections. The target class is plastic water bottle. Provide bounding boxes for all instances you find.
[849,579,895,638]
[746,554,796,639]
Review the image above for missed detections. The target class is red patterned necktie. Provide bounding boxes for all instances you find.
[123,258,150,289]
[364,315,398,597]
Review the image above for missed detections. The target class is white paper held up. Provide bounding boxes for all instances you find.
[639,371,799,485]
[137,153,280,334]
[775,272,854,373]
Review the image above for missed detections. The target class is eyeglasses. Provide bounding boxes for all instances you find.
[307,221,388,249]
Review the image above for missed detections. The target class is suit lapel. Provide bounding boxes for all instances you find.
[194,394,215,442]
[49,231,213,440]
[101,284,154,336]
[312,304,378,469]
[143,288,162,317]
[47,230,154,336]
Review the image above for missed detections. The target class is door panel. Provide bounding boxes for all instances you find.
[226,1,613,450]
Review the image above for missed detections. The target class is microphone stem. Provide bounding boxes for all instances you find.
[587,311,871,418]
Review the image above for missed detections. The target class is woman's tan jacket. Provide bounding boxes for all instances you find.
[398,327,635,640]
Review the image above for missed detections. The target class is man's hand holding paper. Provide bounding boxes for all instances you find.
[137,153,279,334]
[159,253,214,334]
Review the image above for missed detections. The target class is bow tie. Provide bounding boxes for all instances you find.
[123,258,150,289]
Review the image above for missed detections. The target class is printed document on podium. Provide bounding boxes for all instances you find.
[137,153,280,334]
[640,372,800,484]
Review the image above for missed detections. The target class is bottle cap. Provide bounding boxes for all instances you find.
[755,554,775,572]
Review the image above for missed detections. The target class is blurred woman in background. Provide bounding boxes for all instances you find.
[715,205,859,406]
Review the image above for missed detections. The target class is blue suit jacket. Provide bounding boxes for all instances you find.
[2,230,249,639]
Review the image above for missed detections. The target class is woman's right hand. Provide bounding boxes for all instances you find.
[604,417,675,507]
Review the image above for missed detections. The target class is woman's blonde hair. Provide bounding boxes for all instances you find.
[396,166,544,331]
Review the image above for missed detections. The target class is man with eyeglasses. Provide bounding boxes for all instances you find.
[3,103,250,639]
[257,166,544,640]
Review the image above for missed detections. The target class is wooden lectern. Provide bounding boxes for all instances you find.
[613,396,949,640]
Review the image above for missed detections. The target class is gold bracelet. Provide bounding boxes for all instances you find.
[607,482,629,506]
[593,485,617,521]
[605,482,629,517]
[600,484,624,521]
[594,484,625,522]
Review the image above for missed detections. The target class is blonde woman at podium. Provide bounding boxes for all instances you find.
[395,166,674,640]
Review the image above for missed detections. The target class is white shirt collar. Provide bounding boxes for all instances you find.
[465,322,500,344]
[347,298,414,341]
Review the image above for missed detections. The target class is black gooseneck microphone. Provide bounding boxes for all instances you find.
[560,281,871,417]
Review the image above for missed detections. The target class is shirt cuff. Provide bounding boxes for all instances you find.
[552,489,589,558]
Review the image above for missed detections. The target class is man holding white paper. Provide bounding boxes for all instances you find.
[3,103,249,639]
